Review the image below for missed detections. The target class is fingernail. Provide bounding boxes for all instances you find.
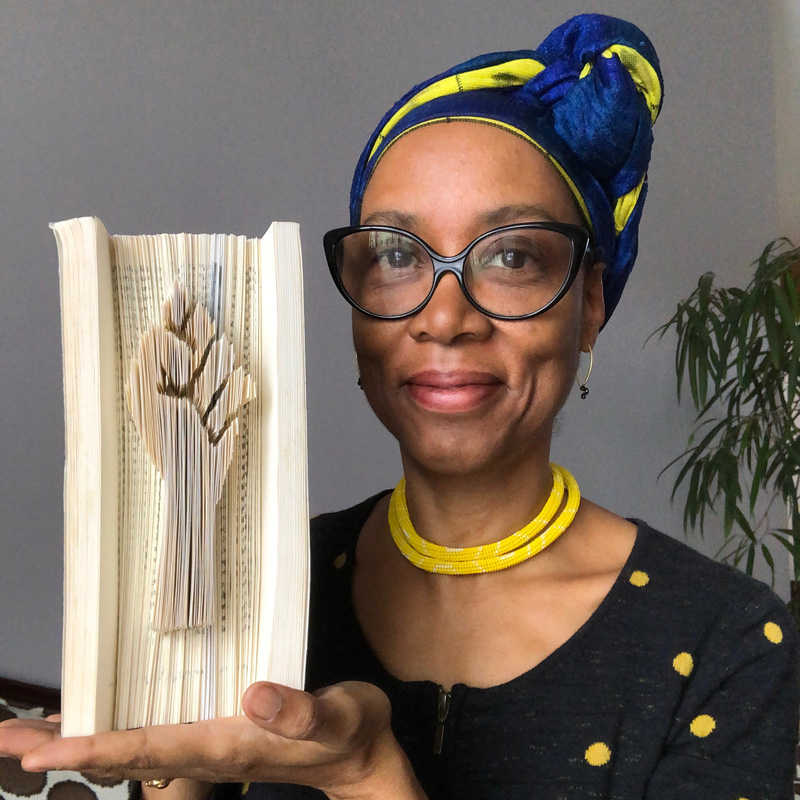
[21,758,49,772]
[251,686,283,722]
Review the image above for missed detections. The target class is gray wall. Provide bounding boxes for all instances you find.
[0,0,780,687]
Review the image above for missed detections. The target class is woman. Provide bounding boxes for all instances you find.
[1,13,797,800]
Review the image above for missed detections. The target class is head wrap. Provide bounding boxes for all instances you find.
[349,13,663,323]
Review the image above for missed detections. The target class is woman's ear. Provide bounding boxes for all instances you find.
[581,262,605,351]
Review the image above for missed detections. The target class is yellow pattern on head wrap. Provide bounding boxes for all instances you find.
[601,45,662,122]
[369,58,546,160]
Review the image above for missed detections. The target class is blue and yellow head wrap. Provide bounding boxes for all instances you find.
[349,13,663,323]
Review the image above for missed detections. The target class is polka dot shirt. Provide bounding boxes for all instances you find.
[234,493,799,800]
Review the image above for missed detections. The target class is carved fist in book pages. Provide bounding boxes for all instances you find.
[125,282,255,633]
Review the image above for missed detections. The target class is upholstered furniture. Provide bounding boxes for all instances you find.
[0,678,132,800]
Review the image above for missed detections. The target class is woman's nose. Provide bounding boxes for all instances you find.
[406,272,493,343]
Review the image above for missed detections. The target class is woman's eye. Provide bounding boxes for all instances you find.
[376,248,417,270]
[494,248,532,269]
[481,245,542,272]
[366,233,424,272]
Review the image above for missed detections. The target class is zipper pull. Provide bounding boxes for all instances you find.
[433,685,451,755]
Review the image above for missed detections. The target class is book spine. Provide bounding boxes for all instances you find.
[53,217,119,736]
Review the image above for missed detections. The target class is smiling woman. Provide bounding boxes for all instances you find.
[0,12,798,800]
[349,123,602,486]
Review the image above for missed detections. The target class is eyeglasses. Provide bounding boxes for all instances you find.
[323,222,592,321]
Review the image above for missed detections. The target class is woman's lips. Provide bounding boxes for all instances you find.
[403,370,503,412]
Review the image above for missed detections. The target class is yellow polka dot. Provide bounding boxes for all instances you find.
[672,652,694,677]
[690,714,716,738]
[629,570,649,587]
[764,622,783,644]
[584,741,612,766]
[333,552,347,569]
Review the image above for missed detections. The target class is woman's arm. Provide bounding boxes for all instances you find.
[0,681,428,800]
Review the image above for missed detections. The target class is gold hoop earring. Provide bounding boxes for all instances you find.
[576,346,593,400]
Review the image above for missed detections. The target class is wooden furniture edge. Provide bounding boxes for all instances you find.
[0,677,61,713]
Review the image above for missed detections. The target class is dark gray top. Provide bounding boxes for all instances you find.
[238,492,800,799]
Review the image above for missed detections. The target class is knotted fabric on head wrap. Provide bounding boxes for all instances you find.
[349,13,663,324]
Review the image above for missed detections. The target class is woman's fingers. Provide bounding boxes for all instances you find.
[242,684,289,726]
[18,718,236,774]
[0,680,399,794]
[0,718,61,760]
[243,681,391,751]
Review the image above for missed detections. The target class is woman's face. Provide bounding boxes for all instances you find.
[354,122,605,477]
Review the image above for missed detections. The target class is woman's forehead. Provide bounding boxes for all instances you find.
[361,122,584,230]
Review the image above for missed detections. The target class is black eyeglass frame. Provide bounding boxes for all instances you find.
[323,222,593,321]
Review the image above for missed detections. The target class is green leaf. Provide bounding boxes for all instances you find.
[763,294,783,369]
[737,292,757,385]
[687,461,704,530]
[784,269,800,321]
[739,417,753,462]
[750,435,771,513]
[745,543,756,575]
[675,331,689,399]
[772,533,796,556]
[761,543,776,585]
[698,272,714,307]
[785,347,799,416]
[697,343,709,405]
[731,505,755,541]
[662,419,727,500]
[772,282,800,348]
[692,418,730,460]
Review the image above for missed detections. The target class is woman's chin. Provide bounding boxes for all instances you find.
[399,431,519,479]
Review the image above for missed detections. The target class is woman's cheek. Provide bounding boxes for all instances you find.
[353,326,402,432]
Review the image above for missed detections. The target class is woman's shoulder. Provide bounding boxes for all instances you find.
[308,490,391,564]
[632,521,779,598]
[622,520,795,647]
[311,491,390,534]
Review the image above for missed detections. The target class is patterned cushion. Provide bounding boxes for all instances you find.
[0,698,133,800]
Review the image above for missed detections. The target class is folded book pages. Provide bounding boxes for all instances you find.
[53,218,309,736]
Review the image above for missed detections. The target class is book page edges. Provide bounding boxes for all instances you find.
[257,223,309,690]
[53,217,119,736]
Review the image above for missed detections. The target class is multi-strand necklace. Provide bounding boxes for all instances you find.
[388,463,580,575]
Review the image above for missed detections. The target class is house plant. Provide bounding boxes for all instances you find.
[653,238,800,614]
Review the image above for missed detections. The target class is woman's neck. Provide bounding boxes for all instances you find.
[398,449,557,549]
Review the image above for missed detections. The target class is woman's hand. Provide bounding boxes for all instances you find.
[0,681,427,800]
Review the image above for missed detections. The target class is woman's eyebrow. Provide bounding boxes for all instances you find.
[361,204,558,230]
[361,210,420,228]
[479,204,559,226]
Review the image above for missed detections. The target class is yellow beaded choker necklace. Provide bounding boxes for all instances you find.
[388,463,580,575]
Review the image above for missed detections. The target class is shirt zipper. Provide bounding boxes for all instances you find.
[433,684,452,754]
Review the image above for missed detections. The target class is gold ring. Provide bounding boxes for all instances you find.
[143,779,172,789]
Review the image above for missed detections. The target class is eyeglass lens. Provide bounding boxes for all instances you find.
[333,227,576,318]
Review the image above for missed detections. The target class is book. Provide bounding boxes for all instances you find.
[52,217,309,737]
